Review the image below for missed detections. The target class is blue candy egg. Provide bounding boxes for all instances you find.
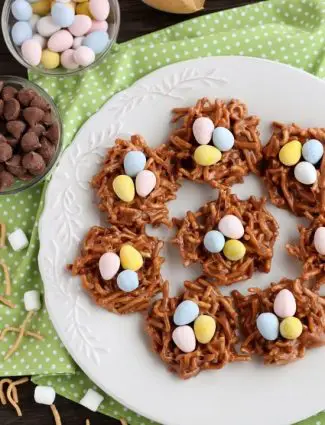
[212,127,235,152]
[51,3,75,28]
[117,270,139,293]
[256,312,279,341]
[11,0,32,21]
[203,230,225,253]
[302,139,324,165]
[123,151,146,177]
[11,21,32,46]
[174,300,199,326]
[83,31,109,54]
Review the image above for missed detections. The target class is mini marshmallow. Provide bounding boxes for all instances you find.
[80,388,104,412]
[34,386,56,405]
[24,290,41,311]
[8,228,29,251]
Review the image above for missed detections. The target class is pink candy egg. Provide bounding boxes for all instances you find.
[99,252,120,280]
[193,117,214,145]
[87,19,108,34]
[61,49,79,69]
[273,289,296,319]
[73,45,95,66]
[218,214,244,239]
[48,29,73,52]
[72,36,84,49]
[314,227,325,255]
[89,0,110,20]
[68,14,92,36]
[21,38,42,66]
[135,170,157,197]
[172,326,196,353]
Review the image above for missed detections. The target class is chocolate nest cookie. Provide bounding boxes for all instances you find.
[173,190,278,286]
[91,135,179,230]
[232,278,325,365]
[146,277,249,379]
[68,226,164,314]
[168,97,262,188]
[263,122,325,219]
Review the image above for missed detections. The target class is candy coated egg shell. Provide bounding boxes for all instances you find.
[89,0,110,21]
[61,49,79,69]
[294,161,317,185]
[76,2,92,17]
[256,312,279,341]
[37,16,60,37]
[314,227,325,255]
[212,127,235,152]
[69,14,92,36]
[203,230,225,253]
[123,150,146,177]
[172,326,196,353]
[87,19,108,34]
[21,38,42,66]
[173,300,199,326]
[223,239,246,261]
[48,30,73,52]
[273,289,296,319]
[194,315,216,344]
[112,175,135,203]
[218,214,244,239]
[279,140,302,166]
[194,145,221,166]
[99,252,120,280]
[73,45,95,66]
[302,139,324,165]
[41,49,60,69]
[83,30,109,54]
[193,116,214,145]
[11,21,33,46]
[280,317,303,340]
[119,245,143,271]
[31,0,51,16]
[51,2,75,27]
[135,170,157,198]
[117,270,139,293]
[12,0,33,21]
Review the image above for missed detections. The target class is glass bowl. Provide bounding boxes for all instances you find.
[0,75,63,195]
[1,0,120,76]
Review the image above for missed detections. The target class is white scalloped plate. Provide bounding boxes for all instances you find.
[39,57,325,425]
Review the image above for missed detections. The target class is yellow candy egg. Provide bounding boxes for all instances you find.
[76,2,92,16]
[223,240,246,261]
[194,315,216,344]
[31,0,51,15]
[74,0,88,3]
[41,49,60,69]
[280,317,303,340]
[193,145,221,166]
[279,140,302,166]
[120,245,143,271]
[112,175,135,203]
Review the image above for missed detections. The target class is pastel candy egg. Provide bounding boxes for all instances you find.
[279,140,302,166]
[99,252,120,280]
[173,300,199,326]
[68,14,92,36]
[73,46,95,66]
[112,175,135,202]
[218,214,244,239]
[294,161,317,185]
[193,117,214,145]
[87,19,108,33]
[75,0,88,3]
[280,317,303,340]
[83,30,109,54]
[21,39,42,66]
[193,145,221,166]
[273,289,296,318]
[123,151,146,177]
[31,0,51,16]
[60,49,79,69]
[194,315,216,344]
[314,227,325,255]
[135,170,157,197]
[72,36,84,49]
[37,16,60,37]
[41,49,60,69]
[32,33,46,48]
[51,2,75,27]
[172,326,196,353]
[29,14,40,32]
[117,270,139,293]
[48,30,73,52]
[256,312,279,341]
[203,230,225,253]
[302,139,324,164]
[76,2,92,16]
[120,245,143,271]
[12,0,33,20]
[89,0,110,20]
[212,127,235,152]
[223,240,246,261]
[11,21,32,46]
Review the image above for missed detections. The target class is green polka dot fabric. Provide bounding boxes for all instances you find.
[0,0,322,423]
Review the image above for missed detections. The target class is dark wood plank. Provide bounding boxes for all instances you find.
[0,0,259,423]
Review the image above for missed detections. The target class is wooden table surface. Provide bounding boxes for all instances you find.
[0,0,256,423]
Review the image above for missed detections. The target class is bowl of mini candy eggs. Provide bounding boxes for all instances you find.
[1,0,120,75]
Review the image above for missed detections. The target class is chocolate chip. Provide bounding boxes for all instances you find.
[2,86,17,101]
[23,107,44,127]
[44,122,59,145]
[30,95,50,111]
[0,170,14,190]
[37,137,55,164]
[5,155,26,178]
[22,152,46,175]
[6,137,19,148]
[0,143,13,162]
[3,98,20,121]
[17,88,37,106]
[21,132,41,152]
[28,124,45,137]
[0,99,3,117]
[6,120,26,140]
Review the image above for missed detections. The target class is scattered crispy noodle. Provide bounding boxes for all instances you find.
[0,223,6,248]
[0,379,18,405]
[0,326,43,341]
[50,404,62,425]
[0,295,15,309]
[120,419,128,425]
[4,311,34,360]
[0,260,11,296]
[6,377,28,416]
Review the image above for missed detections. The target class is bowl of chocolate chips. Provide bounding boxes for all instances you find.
[0,75,62,194]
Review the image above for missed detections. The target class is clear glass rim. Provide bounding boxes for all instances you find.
[1,0,121,77]
[0,75,64,195]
